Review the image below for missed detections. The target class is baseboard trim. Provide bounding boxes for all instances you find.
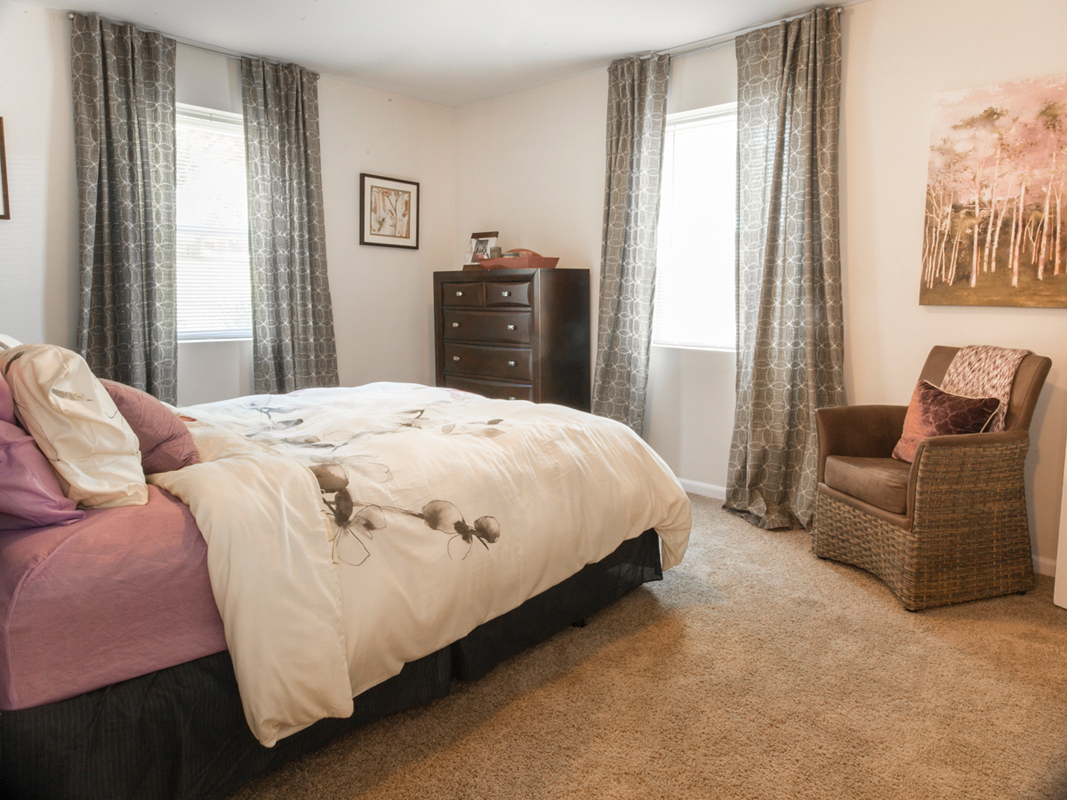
[1035,555,1056,577]
[680,479,726,501]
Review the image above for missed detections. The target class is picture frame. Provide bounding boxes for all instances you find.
[920,73,1067,307]
[465,231,499,265]
[0,118,9,221]
[360,173,419,249]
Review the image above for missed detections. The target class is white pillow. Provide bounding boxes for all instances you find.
[0,344,148,508]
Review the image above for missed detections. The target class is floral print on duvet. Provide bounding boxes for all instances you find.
[192,386,506,566]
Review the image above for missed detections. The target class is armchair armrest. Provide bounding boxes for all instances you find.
[907,429,1031,523]
[816,405,909,482]
[914,428,1029,453]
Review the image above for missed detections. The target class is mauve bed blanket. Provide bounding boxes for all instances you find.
[0,485,226,710]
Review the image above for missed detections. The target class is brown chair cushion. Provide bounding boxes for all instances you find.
[891,379,1000,463]
[823,456,912,515]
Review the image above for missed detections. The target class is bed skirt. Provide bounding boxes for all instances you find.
[0,530,662,800]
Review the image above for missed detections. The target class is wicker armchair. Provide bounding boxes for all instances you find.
[811,346,1051,611]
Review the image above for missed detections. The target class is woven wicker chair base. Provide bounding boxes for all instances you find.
[811,438,1035,611]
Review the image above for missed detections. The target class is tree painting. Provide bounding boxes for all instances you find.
[921,73,1067,307]
[369,186,411,239]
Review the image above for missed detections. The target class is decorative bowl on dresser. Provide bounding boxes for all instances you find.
[433,268,590,411]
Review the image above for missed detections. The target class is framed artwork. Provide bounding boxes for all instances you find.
[360,173,419,249]
[465,231,498,265]
[0,118,9,221]
[921,73,1067,307]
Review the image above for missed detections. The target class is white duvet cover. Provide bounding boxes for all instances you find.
[151,383,691,746]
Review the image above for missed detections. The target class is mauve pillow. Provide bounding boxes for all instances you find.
[100,379,200,474]
[892,379,1001,463]
[0,418,85,530]
[0,370,13,424]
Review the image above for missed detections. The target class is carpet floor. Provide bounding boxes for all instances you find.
[230,494,1067,799]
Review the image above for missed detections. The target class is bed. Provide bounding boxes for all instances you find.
[0,344,691,800]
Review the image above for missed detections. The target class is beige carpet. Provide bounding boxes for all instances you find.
[231,495,1067,799]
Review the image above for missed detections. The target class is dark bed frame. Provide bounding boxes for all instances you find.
[0,529,662,800]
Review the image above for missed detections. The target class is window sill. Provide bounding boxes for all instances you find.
[652,343,736,354]
[178,337,253,344]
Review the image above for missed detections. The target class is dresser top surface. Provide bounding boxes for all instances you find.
[434,267,588,280]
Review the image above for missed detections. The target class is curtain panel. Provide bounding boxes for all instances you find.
[725,7,846,529]
[241,59,339,394]
[591,54,671,436]
[71,14,178,403]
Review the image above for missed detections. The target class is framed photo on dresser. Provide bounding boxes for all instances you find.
[360,173,419,249]
[464,231,498,265]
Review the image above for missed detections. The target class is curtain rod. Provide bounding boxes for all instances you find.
[65,11,293,68]
[67,2,873,76]
[657,0,871,58]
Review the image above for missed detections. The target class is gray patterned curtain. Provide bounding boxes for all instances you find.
[241,58,339,394]
[71,14,177,403]
[591,54,670,436]
[725,7,846,530]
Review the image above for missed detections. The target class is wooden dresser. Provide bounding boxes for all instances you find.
[433,268,590,411]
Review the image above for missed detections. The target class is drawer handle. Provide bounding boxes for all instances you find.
[508,396,517,401]
[508,360,516,367]
[507,324,516,331]
[453,356,461,361]
[502,291,511,297]
[455,291,463,297]
[452,322,460,328]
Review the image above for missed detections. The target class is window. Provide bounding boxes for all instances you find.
[175,104,252,340]
[653,103,737,350]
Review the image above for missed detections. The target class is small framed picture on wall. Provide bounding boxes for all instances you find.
[360,173,419,249]
[0,118,9,220]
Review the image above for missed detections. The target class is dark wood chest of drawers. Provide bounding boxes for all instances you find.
[433,268,590,411]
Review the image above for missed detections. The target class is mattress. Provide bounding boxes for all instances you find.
[0,485,226,710]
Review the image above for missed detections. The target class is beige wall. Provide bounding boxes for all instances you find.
[840,0,1067,574]
[455,71,608,285]
[0,2,79,349]
[319,78,456,390]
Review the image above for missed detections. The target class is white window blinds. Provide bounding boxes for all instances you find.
[176,104,253,340]
[653,103,738,351]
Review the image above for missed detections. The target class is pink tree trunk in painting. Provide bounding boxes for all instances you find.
[1056,190,1062,276]
[971,177,980,288]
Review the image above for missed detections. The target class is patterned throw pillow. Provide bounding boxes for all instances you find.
[892,380,1000,463]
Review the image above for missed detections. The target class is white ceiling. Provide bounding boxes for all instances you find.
[23,0,827,107]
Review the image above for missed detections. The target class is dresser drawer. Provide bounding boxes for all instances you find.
[441,282,485,307]
[442,310,531,344]
[444,376,534,402]
[486,281,531,307]
[444,343,533,382]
